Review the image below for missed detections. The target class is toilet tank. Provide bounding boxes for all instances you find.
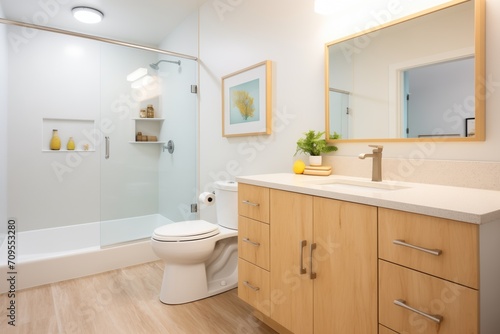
[214,181,238,230]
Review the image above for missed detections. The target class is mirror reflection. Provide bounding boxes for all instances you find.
[326,0,483,141]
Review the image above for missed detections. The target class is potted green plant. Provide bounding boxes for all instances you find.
[295,130,338,166]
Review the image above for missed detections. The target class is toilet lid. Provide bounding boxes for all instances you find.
[152,220,220,242]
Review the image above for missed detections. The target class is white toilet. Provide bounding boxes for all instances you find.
[151,181,239,304]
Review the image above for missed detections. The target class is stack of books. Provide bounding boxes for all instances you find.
[303,165,332,176]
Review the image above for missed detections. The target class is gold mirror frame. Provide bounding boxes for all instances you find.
[325,0,485,143]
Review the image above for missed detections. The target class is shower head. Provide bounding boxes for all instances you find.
[149,59,181,70]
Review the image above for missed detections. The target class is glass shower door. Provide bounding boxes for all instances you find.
[99,43,198,247]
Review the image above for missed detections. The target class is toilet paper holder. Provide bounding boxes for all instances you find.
[199,192,216,206]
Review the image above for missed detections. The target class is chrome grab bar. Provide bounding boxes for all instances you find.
[393,239,442,256]
[105,136,110,159]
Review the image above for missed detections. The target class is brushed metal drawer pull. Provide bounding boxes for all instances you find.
[242,200,260,207]
[393,239,442,256]
[243,237,260,247]
[243,281,260,291]
[310,243,317,280]
[394,299,443,324]
[299,240,307,275]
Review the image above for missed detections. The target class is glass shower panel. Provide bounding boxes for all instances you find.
[157,58,198,223]
[99,44,198,247]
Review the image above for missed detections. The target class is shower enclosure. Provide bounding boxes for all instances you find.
[3,21,198,249]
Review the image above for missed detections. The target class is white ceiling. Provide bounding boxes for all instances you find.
[0,0,204,46]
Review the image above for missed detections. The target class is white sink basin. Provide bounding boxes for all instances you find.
[308,178,409,192]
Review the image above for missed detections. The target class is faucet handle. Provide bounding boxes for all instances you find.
[369,145,383,153]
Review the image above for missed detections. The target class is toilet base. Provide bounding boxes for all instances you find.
[159,262,238,304]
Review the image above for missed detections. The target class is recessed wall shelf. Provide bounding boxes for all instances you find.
[131,118,164,144]
[42,118,96,152]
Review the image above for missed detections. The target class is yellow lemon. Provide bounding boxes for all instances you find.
[293,160,306,174]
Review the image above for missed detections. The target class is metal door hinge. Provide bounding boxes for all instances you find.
[191,203,198,213]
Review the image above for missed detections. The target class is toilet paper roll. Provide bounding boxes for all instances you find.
[199,192,215,206]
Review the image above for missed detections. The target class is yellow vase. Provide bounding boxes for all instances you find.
[67,137,75,150]
[50,129,61,150]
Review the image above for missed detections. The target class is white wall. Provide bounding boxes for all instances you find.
[7,28,101,232]
[0,5,8,237]
[198,0,328,222]
[197,0,500,223]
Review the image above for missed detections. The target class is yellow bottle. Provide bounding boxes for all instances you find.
[67,137,75,150]
[50,129,61,150]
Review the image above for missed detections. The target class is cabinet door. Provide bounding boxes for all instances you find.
[270,189,313,334]
[313,197,378,334]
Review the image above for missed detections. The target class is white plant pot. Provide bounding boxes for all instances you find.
[309,155,322,166]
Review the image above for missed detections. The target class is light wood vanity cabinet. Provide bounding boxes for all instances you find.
[237,177,500,333]
[378,208,480,334]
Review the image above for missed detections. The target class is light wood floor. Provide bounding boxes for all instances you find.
[0,261,277,334]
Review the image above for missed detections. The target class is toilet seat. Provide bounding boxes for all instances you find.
[153,220,220,242]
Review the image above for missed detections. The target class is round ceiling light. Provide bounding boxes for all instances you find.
[72,7,104,24]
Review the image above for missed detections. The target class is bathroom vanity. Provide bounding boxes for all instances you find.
[236,173,500,334]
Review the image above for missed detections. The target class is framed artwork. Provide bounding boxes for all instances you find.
[222,60,272,137]
[465,117,475,137]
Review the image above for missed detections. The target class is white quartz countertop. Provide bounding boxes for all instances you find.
[235,173,500,225]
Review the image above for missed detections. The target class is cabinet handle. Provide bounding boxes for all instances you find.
[299,240,307,274]
[394,299,443,324]
[243,237,260,247]
[310,243,317,279]
[243,281,260,291]
[242,200,259,207]
[105,136,110,159]
[393,239,442,256]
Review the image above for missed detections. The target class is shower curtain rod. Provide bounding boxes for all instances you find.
[0,17,198,61]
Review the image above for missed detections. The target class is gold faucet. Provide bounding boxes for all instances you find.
[358,145,383,182]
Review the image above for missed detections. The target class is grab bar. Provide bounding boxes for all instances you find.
[105,136,110,159]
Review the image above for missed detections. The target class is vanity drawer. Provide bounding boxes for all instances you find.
[238,216,270,270]
[378,208,478,288]
[238,184,270,223]
[379,260,478,334]
[238,259,270,316]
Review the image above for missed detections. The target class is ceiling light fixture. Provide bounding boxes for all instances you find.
[314,0,336,15]
[72,6,104,24]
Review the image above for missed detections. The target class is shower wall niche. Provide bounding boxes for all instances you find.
[42,118,96,152]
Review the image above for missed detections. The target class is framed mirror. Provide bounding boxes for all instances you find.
[325,0,485,143]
